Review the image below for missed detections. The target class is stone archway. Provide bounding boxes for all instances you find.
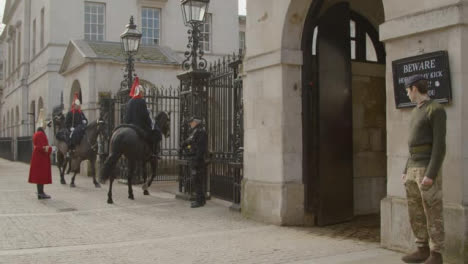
[70,80,82,106]
[242,0,388,227]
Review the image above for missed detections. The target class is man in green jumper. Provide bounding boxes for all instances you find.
[401,74,446,264]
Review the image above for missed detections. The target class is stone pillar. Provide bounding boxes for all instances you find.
[380,1,468,263]
[241,0,313,226]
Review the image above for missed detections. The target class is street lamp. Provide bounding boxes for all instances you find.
[180,0,210,71]
[120,16,142,91]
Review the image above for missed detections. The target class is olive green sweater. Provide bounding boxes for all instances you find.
[404,100,447,179]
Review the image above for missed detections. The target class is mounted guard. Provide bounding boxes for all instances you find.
[66,94,88,152]
[124,77,162,156]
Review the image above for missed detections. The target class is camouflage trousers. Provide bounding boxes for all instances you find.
[405,167,444,252]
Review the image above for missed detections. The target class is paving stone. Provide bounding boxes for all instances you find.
[0,158,404,264]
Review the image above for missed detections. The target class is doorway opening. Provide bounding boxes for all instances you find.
[302,1,386,232]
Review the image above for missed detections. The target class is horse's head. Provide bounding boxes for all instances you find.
[52,113,66,130]
[96,114,110,140]
[155,111,171,138]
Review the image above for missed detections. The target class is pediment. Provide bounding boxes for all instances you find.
[59,41,87,75]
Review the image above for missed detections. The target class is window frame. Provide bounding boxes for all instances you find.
[84,2,106,41]
[32,19,36,56]
[40,8,45,49]
[199,13,212,53]
[141,7,161,46]
[239,31,245,52]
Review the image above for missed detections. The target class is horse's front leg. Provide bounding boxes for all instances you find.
[70,171,77,188]
[128,160,135,200]
[107,174,114,204]
[66,157,72,174]
[58,153,67,184]
[91,157,101,188]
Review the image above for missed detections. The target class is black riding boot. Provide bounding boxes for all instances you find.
[37,184,51,200]
[191,193,205,208]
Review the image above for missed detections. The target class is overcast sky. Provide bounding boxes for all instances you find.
[239,0,246,15]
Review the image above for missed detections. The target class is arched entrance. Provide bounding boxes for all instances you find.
[70,80,82,106]
[302,1,386,226]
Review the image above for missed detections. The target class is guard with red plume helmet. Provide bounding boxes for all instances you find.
[65,93,88,150]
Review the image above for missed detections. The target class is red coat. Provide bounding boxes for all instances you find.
[28,130,52,184]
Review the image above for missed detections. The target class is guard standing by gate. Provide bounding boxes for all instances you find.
[181,117,208,208]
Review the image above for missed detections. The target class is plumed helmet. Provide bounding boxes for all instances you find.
[36,108,46,129]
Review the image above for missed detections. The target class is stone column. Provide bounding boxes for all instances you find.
[380,1,468,263]
[241,0,313,226]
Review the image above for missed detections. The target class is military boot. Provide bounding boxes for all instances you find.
[402,246,430,263]
[190,194,205,208]
[424,251,443,264]
[38,193,51,200]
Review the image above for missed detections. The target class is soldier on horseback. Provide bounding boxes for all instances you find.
[124,77,161,156]
[66,94,88,152]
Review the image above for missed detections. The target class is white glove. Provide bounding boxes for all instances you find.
[71,127,75,131]
[82,120,87,124]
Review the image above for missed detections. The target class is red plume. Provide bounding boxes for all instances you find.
[129,77,142,99]
[71,93,81,113]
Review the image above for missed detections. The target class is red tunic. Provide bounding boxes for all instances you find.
[28,130,52,184]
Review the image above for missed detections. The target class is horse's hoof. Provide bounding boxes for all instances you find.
[128,195,134,200]
[143,190,150,196]
[94,183,101,188]
[60,179,66,185]
[107,199,113,204]
[70,183,76,188]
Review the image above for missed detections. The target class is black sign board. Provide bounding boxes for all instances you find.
[392,51,452,108]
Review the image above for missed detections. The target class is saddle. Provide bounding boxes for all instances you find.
[114,124,150,143]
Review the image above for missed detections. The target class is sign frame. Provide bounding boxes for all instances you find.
[392,51,452,108]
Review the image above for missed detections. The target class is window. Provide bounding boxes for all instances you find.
[84,2,105,41]
[310,13,384,63]
[17,30,21,78]
[40,8,45,49]
[12,34,15,71]
[239,31,245,52]
[200,13,212,52]
[32,19,36,56]
[350,20,356,60]
[141,7,160,45]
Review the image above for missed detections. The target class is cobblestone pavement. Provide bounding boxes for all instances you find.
[0,158,403,264]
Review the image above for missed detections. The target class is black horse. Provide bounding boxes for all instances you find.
[100,111,170,204]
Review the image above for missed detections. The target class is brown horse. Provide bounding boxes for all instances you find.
[53,113,108,188]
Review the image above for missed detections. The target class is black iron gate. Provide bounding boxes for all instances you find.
[0,137,13,161]
[17,136,33,163]
[178,53,244,206]
[99,83,181,182]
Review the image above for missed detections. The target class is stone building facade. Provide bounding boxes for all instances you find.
[242,0,468,263]
[0,0,239,139]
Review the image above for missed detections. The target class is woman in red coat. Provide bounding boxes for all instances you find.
[29,111,53,199]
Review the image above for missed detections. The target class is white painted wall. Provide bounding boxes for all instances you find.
[1,0,240,139]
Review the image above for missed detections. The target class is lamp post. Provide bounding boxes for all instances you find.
[177,0,211,200]
[180,0,210,71]
[120,16,142,92]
